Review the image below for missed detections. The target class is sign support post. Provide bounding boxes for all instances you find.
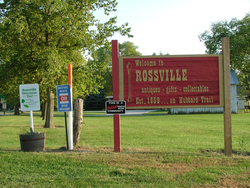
[30,111,34,132]
[64,112,69,149]
[222,37,232,157]
[19,84,40,132]
[112,40,121,152]
[56,84,72,149]
[113,38,232,157]
[68,64,73,150]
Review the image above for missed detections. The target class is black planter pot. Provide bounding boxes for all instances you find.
[20,133,45,151]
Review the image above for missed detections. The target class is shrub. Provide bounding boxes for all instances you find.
[84,89,106,110]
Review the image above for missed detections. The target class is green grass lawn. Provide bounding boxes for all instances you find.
[0,111,249,187]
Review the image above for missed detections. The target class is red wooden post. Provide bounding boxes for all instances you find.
[112,40,121,152]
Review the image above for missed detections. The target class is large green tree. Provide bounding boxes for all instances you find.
[0,0,132,121]
[199,13,250,93]
[89,41,141,96]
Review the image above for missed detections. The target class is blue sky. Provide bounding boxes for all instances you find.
[96,0,250,55]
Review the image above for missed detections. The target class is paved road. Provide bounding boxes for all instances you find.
[0,110,158,116]
[121,110,156,115]
[89,110,159,116]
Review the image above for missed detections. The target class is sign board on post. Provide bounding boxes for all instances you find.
[19,84,40,132]
[1,98,6,109]
[19,84,40,111]
[112,38,231,156]
[106,101,126,114]
[56,84,72,112]
[119,55,224,109]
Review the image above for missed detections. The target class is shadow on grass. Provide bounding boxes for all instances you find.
[34,126,64,128]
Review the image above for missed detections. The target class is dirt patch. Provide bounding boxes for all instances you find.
[198,177,250,188]
[156,163,192,175]
[72,146,193,175]
[218,177,250,188]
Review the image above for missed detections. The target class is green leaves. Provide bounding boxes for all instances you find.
[88,41,141,96]
[0,0,132,102]
[199,13,250,92]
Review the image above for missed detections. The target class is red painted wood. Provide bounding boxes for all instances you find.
[113,114,121,152]
[121,56,221,108]
[68,64,72,88]
[112,40,121,152]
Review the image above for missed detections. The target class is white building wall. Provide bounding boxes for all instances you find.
[237,97,245,109]
[231,85,237,113]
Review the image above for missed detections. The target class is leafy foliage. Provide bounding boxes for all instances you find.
[84,88,106,110]
[0,0,132,104]
[88,41,141,96]
[118,41,142,56]
[199,13,250,92]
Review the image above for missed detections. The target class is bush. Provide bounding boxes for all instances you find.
[84,89,106,110]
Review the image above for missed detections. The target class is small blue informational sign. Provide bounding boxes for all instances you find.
[56,84,72,112]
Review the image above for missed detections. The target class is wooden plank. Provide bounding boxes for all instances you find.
[222,37,232,157]
[112,40,121,152]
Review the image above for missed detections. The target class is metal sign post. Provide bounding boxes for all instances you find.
[68,64,73,150]
[56,84,72,149]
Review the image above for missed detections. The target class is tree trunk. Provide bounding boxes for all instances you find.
[41,101,47,120]
[14,103,20,115]
[73,98,83,147]
[44,88,54,128]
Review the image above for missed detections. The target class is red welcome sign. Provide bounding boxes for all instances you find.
[119,55,224,109]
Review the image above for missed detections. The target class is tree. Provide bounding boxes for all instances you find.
[119,41,142,56]
[84,88,106,110]
[199,13,250,93]
[152,52,169,56]
[89,41,141,96]
[0,0,132,122]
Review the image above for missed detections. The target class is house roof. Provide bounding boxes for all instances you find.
[230,70,239,85]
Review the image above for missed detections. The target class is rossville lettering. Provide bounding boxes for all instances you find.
[136,69,187,82]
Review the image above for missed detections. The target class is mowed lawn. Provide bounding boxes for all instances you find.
[0,111,249,187]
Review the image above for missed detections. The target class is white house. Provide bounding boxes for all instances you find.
[236,85,248,109]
